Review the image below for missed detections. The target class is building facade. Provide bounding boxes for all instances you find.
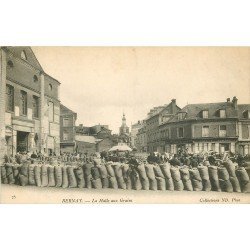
[135,124,147,152]
[130,120,145,149]
[146,99,181,153]
[0,46,61,161]
[60,104,77,153]
[158,97,250,155]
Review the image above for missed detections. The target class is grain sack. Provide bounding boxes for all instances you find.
[170,167,181,182]
[106,163,116,177]
[166,178,174,191]
[117,176,126,189]
[160,162,172,179]
[224,160,237,177]
[189,168,203,191]
[109,176,118,189]
[5,163,15,185]
[218,167,230,181]
[67,166,77,188]
[34,164,42,187]
[41,164,49,187]
[54,166,63,187]
[74,166,85,188]
[113,164,124,178]
[48,165,56,187]
[153,164,165,178]
[92,178,102,189]
[131,169,142,190]
[141,178,150,190]
[180,167,193,191]
[101,177,109,188]
[97,164,108,178]
[137,163,148,180]
[208,165,221,191]
[84,163,94,176]
[19,162,29,186]
[173,180,184,191]
[62,166,69,188]
[229,176,241,193]
[1,165,8,184]
[91,166,101,180]
[155,176,166,190]
[28,164,36,186]
[198,165,211,191]
[145,164,156,180]
[13,164,20,184]
[219,179,233,193]
[236,167,250,193]
[180,167,190,181]
[85,175,92,189]
[149,179,157,191]
[124,169,132,190]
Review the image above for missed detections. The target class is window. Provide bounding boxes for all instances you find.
[178,127,184,138]
[48,101,54,122]
[49,84,53,91]
[32,96,39,118]
[219,109,226,118]
[219,125,227,137]
[178,112,186,120]
[20,90,27,115]
[5,84,14,112]
[166,129,169,138]
[63,117,70,127]
[202,126,209,137]
[63,131,69,141]
[243,110,250,119]
[33,75,38,82]
[202,110,208,118]
[21,50,27,60]
[7,60,14,68]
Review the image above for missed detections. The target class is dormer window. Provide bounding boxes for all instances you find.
[49,84,53,91]
[219,109,226,118]
[243,110,250,119]
[177,112,186,120]
[202,110,208,118]
[21,50,27,60]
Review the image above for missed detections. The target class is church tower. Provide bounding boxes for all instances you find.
[119,113,129,136]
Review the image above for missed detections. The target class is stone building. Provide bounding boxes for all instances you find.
[135,123,147,152]
[0,46,61,161]
[60,104,77,153]
[146,99,181,153]
[75,124,115,153]
[130,120,145,149]
[158,97,250,155]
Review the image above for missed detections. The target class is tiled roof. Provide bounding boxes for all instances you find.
[75,135,97,144]
[169,102,250,122]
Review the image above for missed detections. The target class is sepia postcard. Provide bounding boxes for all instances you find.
[0,46,250,204]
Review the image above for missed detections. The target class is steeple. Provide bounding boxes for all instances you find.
[122,113,126,126]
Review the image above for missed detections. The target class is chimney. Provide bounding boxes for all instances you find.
[171,99,176,114]
[232,96,238,109]
[226,98,230,103]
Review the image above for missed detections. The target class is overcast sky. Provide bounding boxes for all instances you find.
[33,47,250,134]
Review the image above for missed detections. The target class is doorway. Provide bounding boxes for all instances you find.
[17,131,29,153]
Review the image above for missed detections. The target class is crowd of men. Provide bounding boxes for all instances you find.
[4,148,250,171]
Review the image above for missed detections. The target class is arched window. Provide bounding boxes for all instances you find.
[49,84,53,91]
[21,50,27,60]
